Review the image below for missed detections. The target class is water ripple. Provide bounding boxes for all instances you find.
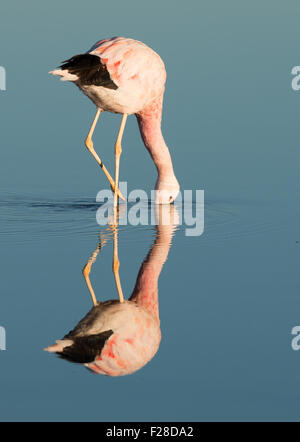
[0,193,284,245]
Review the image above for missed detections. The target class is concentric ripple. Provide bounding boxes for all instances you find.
[0,193,284,246]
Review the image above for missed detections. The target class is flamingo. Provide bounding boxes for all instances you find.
[45,205,178,376]
[49,36,180,206]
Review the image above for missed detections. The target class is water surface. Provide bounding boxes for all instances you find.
[0,193,299,421]
[1,0,300,422]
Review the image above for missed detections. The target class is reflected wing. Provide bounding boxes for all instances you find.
[57,330,114,363]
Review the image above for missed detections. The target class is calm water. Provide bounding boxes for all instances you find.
[1,0,300,421]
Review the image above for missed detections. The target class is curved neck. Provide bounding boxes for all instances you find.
[136,94,175,181]
[129,206,177,320]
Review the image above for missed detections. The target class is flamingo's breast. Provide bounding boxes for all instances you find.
[85,301,161,376]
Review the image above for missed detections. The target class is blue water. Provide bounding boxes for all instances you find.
[1,0,300,421]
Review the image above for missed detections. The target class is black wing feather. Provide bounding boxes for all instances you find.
[60,54,118,89]
[57,330,114,364]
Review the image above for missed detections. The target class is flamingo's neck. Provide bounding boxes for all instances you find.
[136,94,176,182]
[130,220,175,320]
[130,262,160,320]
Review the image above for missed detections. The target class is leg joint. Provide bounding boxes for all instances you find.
[115,141,122,155]
[113,259,120,273]
[85,137,94,151]
[82,263,91,277]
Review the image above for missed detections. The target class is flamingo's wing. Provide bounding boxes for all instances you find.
[56,330,114,364]
[60,54,118,89]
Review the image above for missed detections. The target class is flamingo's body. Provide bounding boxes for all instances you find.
[50,37,180,204]
[52,37,166,115]
[45,205,178,376]
[46,301,161,376]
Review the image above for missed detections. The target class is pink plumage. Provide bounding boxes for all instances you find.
[45,204,177,376]
[50,36,180,204]
[45,301,161,377]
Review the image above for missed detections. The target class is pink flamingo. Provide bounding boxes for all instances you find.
[45,205,178,376]
[50,37,180,206]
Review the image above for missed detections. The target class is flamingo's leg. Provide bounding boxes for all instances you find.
[85,108,125,201]
[82,233,108,306]
[112,225,124,303]
[113,113,127,209]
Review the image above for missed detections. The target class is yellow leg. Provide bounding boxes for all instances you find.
[112,225,124,303]
[82,234,108,306]
[85,109,125,201]
[113,113,127,210]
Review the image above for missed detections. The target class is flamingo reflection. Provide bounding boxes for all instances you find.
[45,204,178,376]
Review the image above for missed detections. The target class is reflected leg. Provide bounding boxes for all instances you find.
[112,225,124,303]
[82,233,108,306]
